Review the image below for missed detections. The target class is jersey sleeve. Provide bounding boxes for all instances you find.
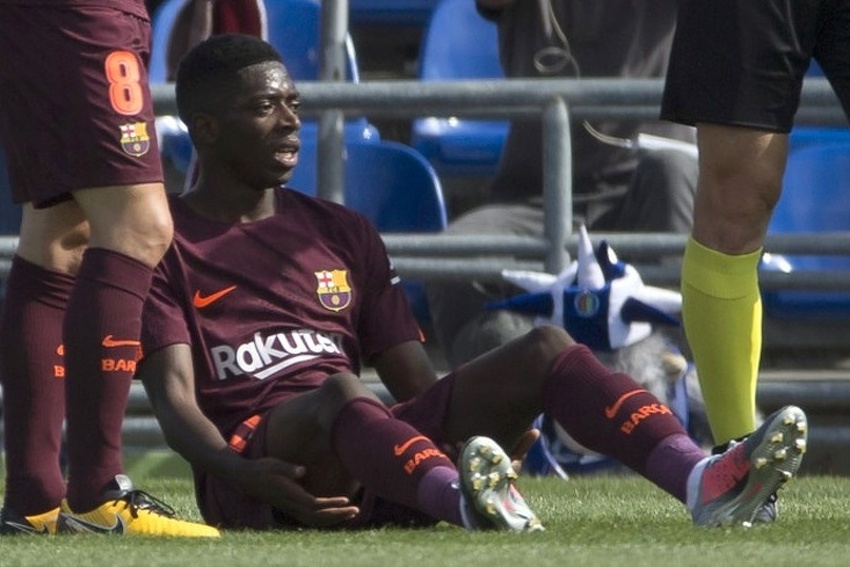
[354,215,422,363]
[140,246,193,357]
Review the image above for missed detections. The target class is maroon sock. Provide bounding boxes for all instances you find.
[63,248,153,512]
[0,256,72,514]
[644,434,706,503]
[330,397,462,525]
[541,344,693,481]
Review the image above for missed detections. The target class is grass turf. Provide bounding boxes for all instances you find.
[2,452,848,566]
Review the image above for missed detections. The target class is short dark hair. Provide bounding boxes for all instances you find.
[175,34,284,123]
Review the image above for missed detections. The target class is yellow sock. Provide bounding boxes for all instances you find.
[681,237,762,444]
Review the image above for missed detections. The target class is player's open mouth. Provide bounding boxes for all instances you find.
[275,150,298,167]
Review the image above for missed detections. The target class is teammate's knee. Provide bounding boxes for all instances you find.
[146,212,175,261]
[521,325,575,368]
[127,212,174,267]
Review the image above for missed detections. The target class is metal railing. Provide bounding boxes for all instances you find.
[1,77,847,287]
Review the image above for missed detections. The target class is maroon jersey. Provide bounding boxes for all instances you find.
[142,188,422,436]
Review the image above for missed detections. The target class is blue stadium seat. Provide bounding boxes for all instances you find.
[150,0,360,83]
[762,139,850,319]
[786,125,850,151]
[148,0,184,84]
[287,140,447,232]
[263,0,360,82]
[410,0,508,177]
[288,140,448,320]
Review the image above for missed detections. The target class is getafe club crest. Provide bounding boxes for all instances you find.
[315,269,352,312]
[119,121,151,157]
[573,289,600,318]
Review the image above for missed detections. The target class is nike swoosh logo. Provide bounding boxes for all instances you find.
[193,285,237,308]
[603,389,648,419]
[102,335,142,348]
[393,435,430,456]
[60,514,124,534]
[3,521,49,534]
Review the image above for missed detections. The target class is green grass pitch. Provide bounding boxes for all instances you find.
[2,451,849,566]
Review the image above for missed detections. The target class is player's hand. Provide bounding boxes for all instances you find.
[440,428,541,473]
[509,428,541,474]
[237,457,360,528]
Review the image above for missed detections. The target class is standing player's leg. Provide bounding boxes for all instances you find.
[658,0,821,447]
[681,124,787,445]
[59,182,174,510]
[55,194,218,537]
[0,3,215,537]
[0,4,93,535]
[0,204,86,535]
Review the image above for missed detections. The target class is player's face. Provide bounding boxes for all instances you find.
[216,61,301,189]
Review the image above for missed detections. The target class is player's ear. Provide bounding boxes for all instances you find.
[189,112,219,147]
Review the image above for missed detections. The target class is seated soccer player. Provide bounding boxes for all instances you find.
[135,34,808,531]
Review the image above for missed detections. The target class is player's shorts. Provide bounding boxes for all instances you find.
[196,373,458,530]
[0,3,162,208]
[661,0,850,133]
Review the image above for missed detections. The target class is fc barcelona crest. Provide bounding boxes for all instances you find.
[118,121,151,157]
[315,269,352,312]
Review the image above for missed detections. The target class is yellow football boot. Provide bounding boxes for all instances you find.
[57,475,220,537]
[0,506,60,535]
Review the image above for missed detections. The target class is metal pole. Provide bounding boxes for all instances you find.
[317,0,347,204]
[542,97,571,273]
[152,78,841,120]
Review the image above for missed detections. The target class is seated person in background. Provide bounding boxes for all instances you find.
[135,33,807,532]
[426,0,698,367]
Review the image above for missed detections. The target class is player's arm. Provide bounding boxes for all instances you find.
[355,213,438,402]
[372,340,439,403]
[138,343,358,527]
[138,343,255,481]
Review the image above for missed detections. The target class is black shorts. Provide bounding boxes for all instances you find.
[0,3,162,207]
[661,0,850,133]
